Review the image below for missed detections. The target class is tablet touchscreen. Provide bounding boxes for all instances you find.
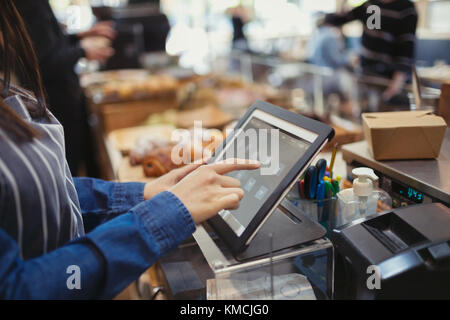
[213,110,318,237]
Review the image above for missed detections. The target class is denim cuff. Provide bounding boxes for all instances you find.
[133,191,196,254]
[110,182,146,214]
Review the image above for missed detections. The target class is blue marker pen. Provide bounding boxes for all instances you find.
[316,182,325,221]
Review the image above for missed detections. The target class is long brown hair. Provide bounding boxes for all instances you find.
[0,0,47,141]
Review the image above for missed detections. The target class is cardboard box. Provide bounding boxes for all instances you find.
[362,111,447,160]
[438,82,450,126]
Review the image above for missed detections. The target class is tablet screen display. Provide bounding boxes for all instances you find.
[214,111,317,236]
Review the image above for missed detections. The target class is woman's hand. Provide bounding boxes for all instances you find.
[143,162,204,200]
[79,21,116,62]
[78,21,116,40]
[169,159,260,224]
[80,37,114,62]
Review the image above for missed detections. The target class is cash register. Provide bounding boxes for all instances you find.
[331,203,450,299]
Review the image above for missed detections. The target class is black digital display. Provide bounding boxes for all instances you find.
[392,181,424,204]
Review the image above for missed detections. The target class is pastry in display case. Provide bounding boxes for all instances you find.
[129,137,170,166]
[142,145,184,177]
[176,73,284,118]
[80,69,179,104]
[127,127,224,177]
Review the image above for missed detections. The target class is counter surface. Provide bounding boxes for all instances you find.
[342,128,450,204]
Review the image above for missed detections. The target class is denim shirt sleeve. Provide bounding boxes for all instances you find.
[0,191,196,299]
[73,177,146,231]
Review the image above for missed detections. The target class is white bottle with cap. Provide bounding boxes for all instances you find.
[335,167,391,228]
[352,167,379,216]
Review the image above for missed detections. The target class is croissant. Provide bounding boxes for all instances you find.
[142,145,183,177]
[129,137,169,166]
[141,129,225,177]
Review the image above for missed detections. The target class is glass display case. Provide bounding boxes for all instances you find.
[157,225,334,300]
[210,49,441,124]
[157,199,336,301]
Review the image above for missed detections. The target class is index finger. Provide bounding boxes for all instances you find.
[97,20,115,27]
[174,162,203,180]
[210,158,260,175]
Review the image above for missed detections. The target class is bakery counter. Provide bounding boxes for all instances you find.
[98,112,347,300]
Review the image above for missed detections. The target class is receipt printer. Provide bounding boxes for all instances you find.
[331,203,450,299]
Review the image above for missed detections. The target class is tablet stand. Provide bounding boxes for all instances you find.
[192,199,333,298]
[234,199,326,261]
[194,198,327,265]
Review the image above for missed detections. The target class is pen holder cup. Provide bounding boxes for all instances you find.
[287,196,337,236]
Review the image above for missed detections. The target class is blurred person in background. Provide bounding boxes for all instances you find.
[227,4,253,53]
[305,13,358,115]
[308,13,358,70]
[326,0,418,103]
[14,0,116,177]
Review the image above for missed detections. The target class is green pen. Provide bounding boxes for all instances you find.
[324,181,334,197]
[332,180,340,194]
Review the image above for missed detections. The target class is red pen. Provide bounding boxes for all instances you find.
[299,179,306,199]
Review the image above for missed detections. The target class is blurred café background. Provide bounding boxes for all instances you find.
[44,0,449,179]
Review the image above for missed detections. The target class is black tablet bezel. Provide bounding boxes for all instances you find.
[206,101,335,255]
